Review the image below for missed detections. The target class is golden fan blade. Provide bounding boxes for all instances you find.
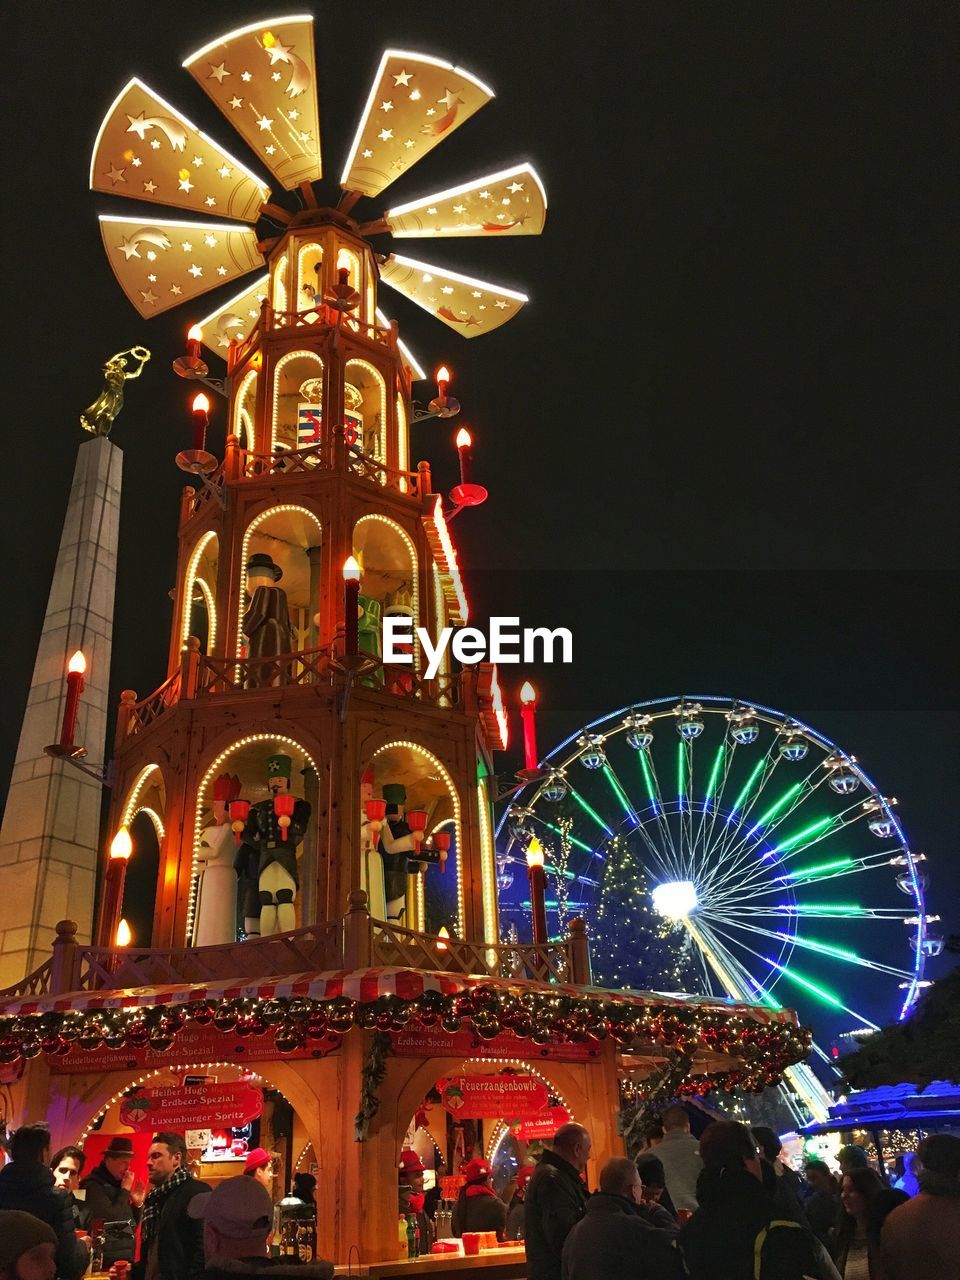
[183,16,321,190]
[374,307,427,379]
[90,78,269,221]
[379,254,527,337]
[341,51,494,198]
[386,163,547,238]
[98,215,262,317]
[196,274,270,353]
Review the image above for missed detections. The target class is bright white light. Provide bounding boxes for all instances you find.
[652,880,698,920]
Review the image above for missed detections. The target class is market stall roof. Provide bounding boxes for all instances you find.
[0,965,798,1024]
[801,1080,960,1134]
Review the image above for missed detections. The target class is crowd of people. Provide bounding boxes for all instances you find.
[0,1126,333,1280]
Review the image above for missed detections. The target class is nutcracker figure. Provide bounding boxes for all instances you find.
[242,553,295,688]
[241,754,312,936]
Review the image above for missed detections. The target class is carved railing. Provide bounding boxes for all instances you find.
[195,645,333,696]
[346,446,421,497]
[240,441,331,478]
[76,921,345,993]
[369,919,572,984]
[125,670,182,735]
[0,958,53,1003]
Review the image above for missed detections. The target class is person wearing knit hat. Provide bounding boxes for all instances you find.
[880,1133,960,1280]
[452,1158,507,1242]
[242,1149,274,1189]
[506,1164,536,1241]
[187,1175,272,1261]
[0,1212,57,1280]
[397,1149,434,1253]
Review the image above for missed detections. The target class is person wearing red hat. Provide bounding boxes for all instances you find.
[452,1159,507,1242]
[506,1164,536,1241]
[242,1150,274,1191]
[398,1149,435,1253]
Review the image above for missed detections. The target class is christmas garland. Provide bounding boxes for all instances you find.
[0,986,811,1093]
[354,1030,391,1142]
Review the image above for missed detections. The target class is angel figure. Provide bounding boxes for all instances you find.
[80,345,151,437]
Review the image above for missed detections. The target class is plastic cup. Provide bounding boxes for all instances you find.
[462,1233,481,1256]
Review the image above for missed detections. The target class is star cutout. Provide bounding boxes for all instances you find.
[426,295,437,305]
[105,165,126,185]
[437,88,461,108]
[361,148,373,158]
[205,196,217,207]
[181,241,193,252]
[131,156,142,167]
[170,284,182,295]
[452,203,466,214]
[229,96,243,109]
[192,155,204,167]
[217,265,228,276]
[125,112,151,139]
[147,273,157,282]
[288,109,299,121]
[404,138,415,149]
[479,304,487,310]
[146,250,157,261]
[507,181,524,193]
[143,179,157,194]
[378,128,393,141]
[265,39,293,64]
[140,289,158,306]
[150,139,161,150]
[501,197,511,205]
[393,70,412,86]
[299,131,311,143]
[265,144,276,155]
[441,286,454,295]
[427,207,438,215]
[257,115,274,131]
[188,264,203,278]
[471,290,482,298]
[118,236,141,260]
[240,70,252,82]
[494,299,508,308]
[479,190,491,200]
[425,107,436,117]
[409,89,421,101]
[271,71,282,82]
[218,335,232,348]
[218,164,232,179]
[496,212,507,221]
[209,62,230,83]
[203,234,218,247]
[421,273,433,283]
[380,100,394,112]
[178,176,193,192]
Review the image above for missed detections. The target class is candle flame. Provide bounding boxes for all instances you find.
[110,827,133,861]
[525,837,545,868]
[455,427,472,448]
[520,680,537,705]
[67,650,87,675]
[115,918,132,947]
[342,555,361,582]
[437,925,450,949]
[187,323,203,342]
[336,250,352,272]
[192,391,210,413]
[436,366,450,384]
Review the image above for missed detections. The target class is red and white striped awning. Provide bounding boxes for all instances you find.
[0,966,797,1025]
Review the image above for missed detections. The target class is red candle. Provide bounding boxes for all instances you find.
[274,792,295,839]
[520,681,538,771]
[186,324,203,360]
[526,838,548,945]
[59,650,86,747]
[365,798,388,849]
[229,798,251,845]
[455,427,473,486]
[436,365,450,407]
[191,391,210,452]
[434,830,451,874]
[343,556,361,656]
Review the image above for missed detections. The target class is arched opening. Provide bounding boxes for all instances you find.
[272,252,289,315]
[233,367,258,450]
[352,515,420,681]
[364,741,462,934]
[271,350,325,455]
[181,530,219,652]
[189,733,319,945]
[296,241,323,314]
[239,505,323,670]
[344,359,387,469]
[117,765,165,949]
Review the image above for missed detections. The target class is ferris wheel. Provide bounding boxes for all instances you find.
[497,696,940,1121]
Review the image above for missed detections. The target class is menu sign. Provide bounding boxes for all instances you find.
[47,1025,341,1075]
[120,1081,263,1132]
[437,1074,550,1119]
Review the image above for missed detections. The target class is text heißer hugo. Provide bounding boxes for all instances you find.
[382,617,573,679]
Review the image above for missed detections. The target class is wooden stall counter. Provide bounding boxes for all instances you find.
[334,1244,526,1277]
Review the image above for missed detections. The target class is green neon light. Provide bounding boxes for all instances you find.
[638,749,657,806]
[766,959,843,1008]
[750,781,803,830]
[602,765,638,822]
[784,856,854,881]
[677,740,686,798]
[540,821,593,853]
[704,742,726,802]
[776,932,860,962]
[568,786,614,836]
[774,815,833,853]
[781,904,863,914]
[729,758,766,816]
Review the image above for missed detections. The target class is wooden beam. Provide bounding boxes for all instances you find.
[299,181,319,209]
[337,190,362,216]
[260,201,293,225]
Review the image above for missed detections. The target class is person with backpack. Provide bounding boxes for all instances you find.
[680,1121,839,1280]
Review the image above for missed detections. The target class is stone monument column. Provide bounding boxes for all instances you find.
[0,437,122,988]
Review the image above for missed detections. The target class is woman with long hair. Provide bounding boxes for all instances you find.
[833,1167,885,1278]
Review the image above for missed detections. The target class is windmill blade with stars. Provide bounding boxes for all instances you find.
[91,14,547,345]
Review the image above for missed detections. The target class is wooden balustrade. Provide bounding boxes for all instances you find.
[121,671,182,738]
[369,918,573,984]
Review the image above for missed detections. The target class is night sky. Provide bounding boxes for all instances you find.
[2,2,956,1040]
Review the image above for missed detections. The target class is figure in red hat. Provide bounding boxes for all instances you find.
[452,1158,506,1241]
[398,1148,435,1254]
[194,773,242,945]
[242,1148,274,1191]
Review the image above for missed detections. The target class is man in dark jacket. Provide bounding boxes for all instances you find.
[524,1123,592,1280]
[680,1122,824,1280]
[133,1132,209,1280]
[0,1123,88,1280]
[79,1135,144,1264]
[561,1157,684,1280]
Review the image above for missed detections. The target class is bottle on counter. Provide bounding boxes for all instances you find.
[398,1214,409,1260]
[295,1219,316,1262]
[88,1220,105,1275]
[405,1213,418,1259]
